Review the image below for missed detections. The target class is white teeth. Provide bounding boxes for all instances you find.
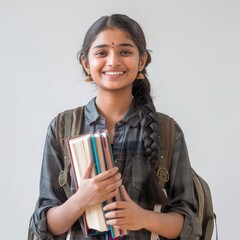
[104,71,124,76]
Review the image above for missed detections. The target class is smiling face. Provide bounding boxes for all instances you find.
[81,28,147,93]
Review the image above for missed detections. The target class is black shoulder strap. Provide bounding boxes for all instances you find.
[157,113,175,189]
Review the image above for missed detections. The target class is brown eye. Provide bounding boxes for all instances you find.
[95,51,107,57]
[120,50,132,56]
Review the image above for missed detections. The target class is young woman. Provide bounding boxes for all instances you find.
[29,14,201,239]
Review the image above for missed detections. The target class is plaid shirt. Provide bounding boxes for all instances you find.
[31,98,201,240]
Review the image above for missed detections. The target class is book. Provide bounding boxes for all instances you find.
[100,132,128,237]
[67,130,127,238]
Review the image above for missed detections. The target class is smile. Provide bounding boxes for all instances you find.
[104,71,124,76]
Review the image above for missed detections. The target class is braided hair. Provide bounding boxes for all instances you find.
[132,52,167,205]
[78,14,167,205]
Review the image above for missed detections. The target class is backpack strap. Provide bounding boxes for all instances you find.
[56,106,85,236]
[151,113,175,240]
[57,109,74,198]
[157,113,175,189]
[56,106,84,197]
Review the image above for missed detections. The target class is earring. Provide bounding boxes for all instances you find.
[136,72,145,80]
[84,74,93,82]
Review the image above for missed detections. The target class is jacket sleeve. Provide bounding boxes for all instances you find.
[30,118,68,240]
[165,122,202,239]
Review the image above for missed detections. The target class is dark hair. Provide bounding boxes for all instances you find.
[78,14,167,205]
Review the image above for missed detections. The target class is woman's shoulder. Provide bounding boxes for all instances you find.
[46,106,82,133]
[157,111,184,139]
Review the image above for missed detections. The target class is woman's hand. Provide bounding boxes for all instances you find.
[103,185,147,231]
[76,162,122,209]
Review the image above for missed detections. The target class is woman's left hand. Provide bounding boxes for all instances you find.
[103,185,147,231]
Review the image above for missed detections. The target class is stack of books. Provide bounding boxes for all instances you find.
[67,130,127,239]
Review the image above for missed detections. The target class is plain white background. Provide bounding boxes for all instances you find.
[1,0,239,239]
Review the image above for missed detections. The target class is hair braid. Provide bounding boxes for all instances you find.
[133,79,159,163]
[133,78,168,205]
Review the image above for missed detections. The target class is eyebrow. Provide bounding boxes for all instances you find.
[93,43,135,49]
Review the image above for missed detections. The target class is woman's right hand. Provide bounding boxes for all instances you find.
[75,161,122,208]
[46,161,121,236]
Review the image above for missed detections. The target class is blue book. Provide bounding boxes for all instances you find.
[90,133,101,174]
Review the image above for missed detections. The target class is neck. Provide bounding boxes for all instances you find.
[95,89,133,143]
[95,89,133,123]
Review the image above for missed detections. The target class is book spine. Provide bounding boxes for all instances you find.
[66,138,79,189]
[90,133,101,174]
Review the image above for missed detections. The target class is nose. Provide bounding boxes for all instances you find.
[107,52,121,67]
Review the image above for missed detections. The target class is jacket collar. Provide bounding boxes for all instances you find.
[85,97,140,127]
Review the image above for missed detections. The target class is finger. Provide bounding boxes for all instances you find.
[83,161,93,179]
[106,188,121,201]
[105,209,124,219]
[105,218,129,229]
[120,185,132,202]
[103,174,122,191]
[94,167,119,181]
[103,200,125,211]
[103,201,117,211]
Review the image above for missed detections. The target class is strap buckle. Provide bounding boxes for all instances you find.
[58,171,68,187]
[157,167,169,183]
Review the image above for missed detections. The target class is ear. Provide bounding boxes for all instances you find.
[81,54,90,74]
[138,51,148,72]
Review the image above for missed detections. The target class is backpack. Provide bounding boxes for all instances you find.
[28,107,217,240]
[157,113,217,240]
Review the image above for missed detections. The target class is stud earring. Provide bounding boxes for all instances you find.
[84,74,93,82]
[136,72,145,80]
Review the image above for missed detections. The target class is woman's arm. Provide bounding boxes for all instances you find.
[141,209,184,239]
[47,164,122,236]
